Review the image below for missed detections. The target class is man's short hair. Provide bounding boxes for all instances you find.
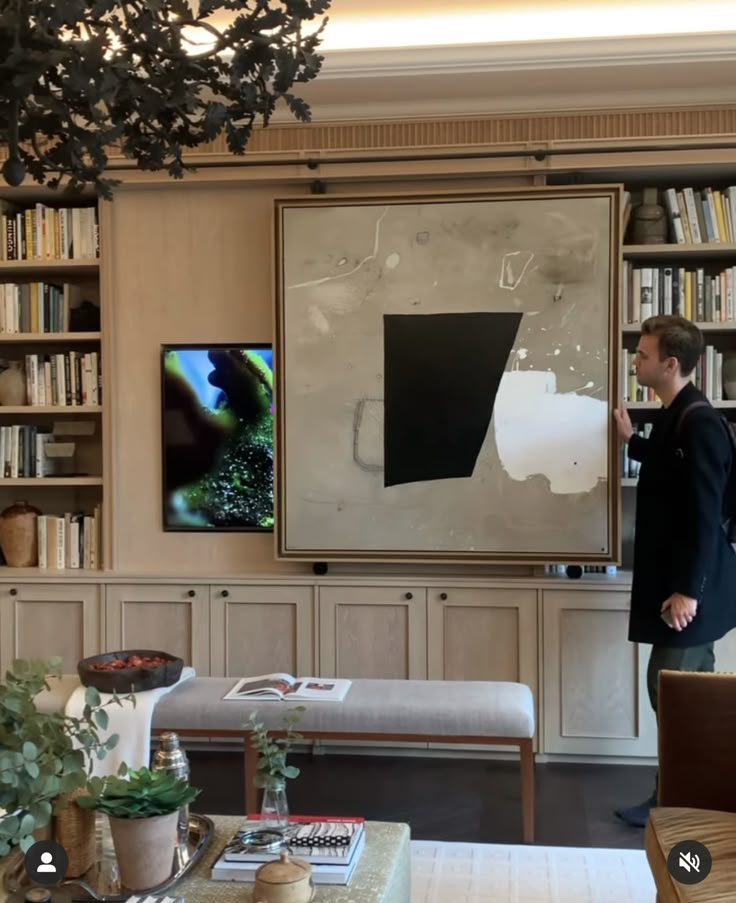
[640,315,704,376]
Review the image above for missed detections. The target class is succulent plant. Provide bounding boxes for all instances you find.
[78,765,200,819]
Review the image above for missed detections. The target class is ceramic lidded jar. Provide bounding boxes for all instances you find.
[0,360,27,406]
[254,850,314,903]
[0,500,41,567]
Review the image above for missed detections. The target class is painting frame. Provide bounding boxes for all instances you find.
[275,185,622,563]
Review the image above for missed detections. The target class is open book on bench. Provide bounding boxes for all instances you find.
[223,673,352,702]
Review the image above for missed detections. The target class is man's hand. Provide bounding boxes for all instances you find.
[613,407,634,442]
[661,593,698,631]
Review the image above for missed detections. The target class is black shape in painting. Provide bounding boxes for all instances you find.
[383,312,522,487]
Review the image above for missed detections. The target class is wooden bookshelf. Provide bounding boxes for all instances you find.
[0,406,102,414]
[622,322,736,333]
[0,477,102,486]
[624,243,736,259]
[0,259,99,275]
[0,332,101,343]
[627,400,736,410]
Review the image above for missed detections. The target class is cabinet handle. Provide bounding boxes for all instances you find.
[221,589,229,598]
[9,588,17,596]
[405,592,413,600]
[187,589,196,598]
[440,592,448,600]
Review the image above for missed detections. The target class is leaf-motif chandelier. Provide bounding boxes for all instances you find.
[0,0,330,197]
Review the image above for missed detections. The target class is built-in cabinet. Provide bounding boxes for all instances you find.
[0,582,102,673]
[318,585,428,679]
[541,589,657,757]
[105,584,210,675]
[210,584,315,678]
[9,574,736,760]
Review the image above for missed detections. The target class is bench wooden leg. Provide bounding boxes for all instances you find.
[245,733,259,814]
[519,738,535,843]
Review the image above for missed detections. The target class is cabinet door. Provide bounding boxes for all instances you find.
[210,585,315,677]
[0,583,103,673]
[542,589,656,756]
[105,584,209,674]
[319,586,427,679]
[428,587,537,687]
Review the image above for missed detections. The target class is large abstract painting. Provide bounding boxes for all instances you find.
[275,187,621,562]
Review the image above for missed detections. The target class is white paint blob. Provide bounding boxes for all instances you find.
[493,370,607,493]
[385,252,400,269]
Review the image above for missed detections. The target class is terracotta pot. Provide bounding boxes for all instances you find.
[0,500,40,567]
[108,811,178,891]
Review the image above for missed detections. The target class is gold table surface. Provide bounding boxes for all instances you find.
[0,818,411,903]
[181,817,411,903]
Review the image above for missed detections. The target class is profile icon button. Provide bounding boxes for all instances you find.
[23,840,69,886]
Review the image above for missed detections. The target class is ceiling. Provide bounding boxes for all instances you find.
[264,1,736,121]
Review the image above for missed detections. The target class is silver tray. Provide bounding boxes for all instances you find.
[3,813,214,902]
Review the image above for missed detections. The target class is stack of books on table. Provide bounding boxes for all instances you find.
[211,815,366,885]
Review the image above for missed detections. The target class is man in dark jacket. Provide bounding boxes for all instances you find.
[613,315,736,827]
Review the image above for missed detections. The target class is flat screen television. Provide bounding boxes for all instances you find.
[161,344,274,531]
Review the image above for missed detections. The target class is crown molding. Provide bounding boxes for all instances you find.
[319,32,736,78]
[297,87,736,124]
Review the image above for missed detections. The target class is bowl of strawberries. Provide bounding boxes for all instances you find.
[77,650,184,693]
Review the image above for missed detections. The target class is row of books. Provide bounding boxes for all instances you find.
[211,816,365,885]
[622,424,652,479]
[0,426,73,478]
[623,420,736,481]
[37,506,102,570]
[0,203,99,261]
[22,352,101,407]
[661,186,736,245]
[621,347,726,404]
[622,263,736,324]
[0,282,86,334]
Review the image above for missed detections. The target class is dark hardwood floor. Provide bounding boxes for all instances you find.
[188,749,656,850]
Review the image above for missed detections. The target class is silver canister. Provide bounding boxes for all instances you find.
[151,731,190,842]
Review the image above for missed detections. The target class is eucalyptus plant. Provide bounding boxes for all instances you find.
[246,706,304,791]
[0,657,127,854]
[78,765,200,819]
[0,0,331,196]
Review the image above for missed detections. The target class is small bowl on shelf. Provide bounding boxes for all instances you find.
[77,650,184,693]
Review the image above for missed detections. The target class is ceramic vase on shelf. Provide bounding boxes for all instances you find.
[0,360,27,406]
[260,781,290,828]
[0,500,41,567]
[723,352,736,400]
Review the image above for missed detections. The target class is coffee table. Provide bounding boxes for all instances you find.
[180,817,410,903]
[0,817,410,903]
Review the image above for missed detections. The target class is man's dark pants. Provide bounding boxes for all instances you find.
[615,641,714,827]
[647,642,715,714]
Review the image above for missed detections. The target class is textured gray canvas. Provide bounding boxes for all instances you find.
[277,191,617,560]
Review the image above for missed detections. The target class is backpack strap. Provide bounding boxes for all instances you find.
[675,399,736,541]
[675,400,712,438]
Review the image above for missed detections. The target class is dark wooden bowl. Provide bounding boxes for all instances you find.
[77,650,184,693]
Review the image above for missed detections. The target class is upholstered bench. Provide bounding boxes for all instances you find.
[152,677,536,842]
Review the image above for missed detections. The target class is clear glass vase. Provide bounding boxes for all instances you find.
[260,782,289,828]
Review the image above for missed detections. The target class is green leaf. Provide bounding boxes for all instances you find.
[24,761,39,779]
[94,708,109,731]
[85,686,101,708]
[19,833,35,852]
[22,741,37,760]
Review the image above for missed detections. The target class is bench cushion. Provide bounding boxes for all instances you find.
[153,678,535,739]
